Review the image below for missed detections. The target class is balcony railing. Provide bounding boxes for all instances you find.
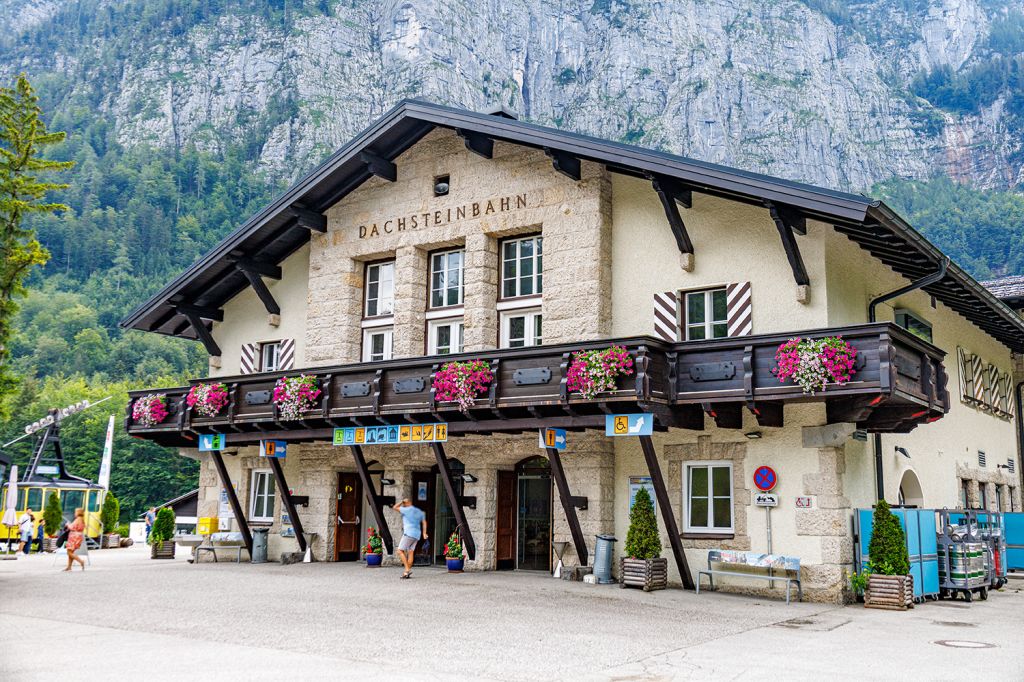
[126,322,949,446]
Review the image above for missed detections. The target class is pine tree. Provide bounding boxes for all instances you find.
[0,74,73,415]
[867,499,910,575]
[42,491,62,537]
[625,486,661,559]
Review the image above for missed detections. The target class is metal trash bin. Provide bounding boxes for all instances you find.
[251,528,269,564]
[593,534,617,584]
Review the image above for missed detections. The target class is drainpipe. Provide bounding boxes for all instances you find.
[1016,381,1024,511]
[867,258,950,501]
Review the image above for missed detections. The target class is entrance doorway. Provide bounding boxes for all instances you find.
[335,472,363,561]
[496,456,553,571]
[410,460,466,566]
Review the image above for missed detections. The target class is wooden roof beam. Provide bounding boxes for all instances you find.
[650,174,695,269]
[359,150,397,182]
[456,128,494,159]
[232,257,282,280]
[287,204,326,233]
[181,311,221,357]
[173,303,224,322]
[767,201,810,288]
[236,267,281,316]
[544,147,581,181]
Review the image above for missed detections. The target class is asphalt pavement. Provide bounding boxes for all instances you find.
[1,545,1021,680]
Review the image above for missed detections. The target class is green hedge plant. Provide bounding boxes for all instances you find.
[43,492,62,537]
[150,507,175,544]
[624,487,661,559]
[100,492,119,535]
[867,500,910,576]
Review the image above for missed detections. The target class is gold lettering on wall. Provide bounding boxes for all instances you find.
[358,193,528,238]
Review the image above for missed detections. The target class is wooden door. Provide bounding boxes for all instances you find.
[410,471,435,565]
[496,470,516,570]
[335,472,363,561]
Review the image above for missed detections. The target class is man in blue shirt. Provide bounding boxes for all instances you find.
[393,498,427,579]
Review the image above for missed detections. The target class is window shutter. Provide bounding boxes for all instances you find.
[957,348,972,402]
[971,354,985,405]
[726,281,752,337]
[240,343,257,375]
[653,291,679,342]
[278,338,296,371]
[985,363,1000,411]
[1004,374,1015,416]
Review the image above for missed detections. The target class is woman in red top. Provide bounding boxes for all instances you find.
[64,508,86,572]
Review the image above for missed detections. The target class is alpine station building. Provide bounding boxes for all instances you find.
[121,101,1024,602]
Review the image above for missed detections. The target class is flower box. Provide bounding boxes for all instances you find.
[619,557,668,592]
[272,375,322,420]
[773,336,857,394]
[132,394,169,427]
[566,345,634,400]
[433,360,493,414]
[101,533,121,549]
[865,574,914,610]
[151,540,176,560]
[187,382,230,418]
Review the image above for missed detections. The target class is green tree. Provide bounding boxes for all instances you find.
[624,486,661,559]
[0,74,73,415]
[150,507,175,544]
[100,491,120,534]
[867,500,910,576]
[42,491,62,537]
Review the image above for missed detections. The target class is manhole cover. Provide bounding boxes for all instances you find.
[933,640,996,649]
[932,621,977,628]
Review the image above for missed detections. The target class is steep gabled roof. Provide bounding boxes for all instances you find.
[119,99,1024,352]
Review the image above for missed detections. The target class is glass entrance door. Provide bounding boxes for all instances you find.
[517,475,552,571]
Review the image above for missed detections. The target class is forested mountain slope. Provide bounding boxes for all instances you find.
[1,0,1023,518]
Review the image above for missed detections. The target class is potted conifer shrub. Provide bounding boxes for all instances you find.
[863,500,913,610]
[149,507,177,559]
[100,492,120,548]
[619,487,667,591]
[42,492,62,552]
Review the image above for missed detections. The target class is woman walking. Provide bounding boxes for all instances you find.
[64,508,86,572]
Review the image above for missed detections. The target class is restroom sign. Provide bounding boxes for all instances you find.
[753,465,777,492]
[260,440,287,458]
[539,428,567,450]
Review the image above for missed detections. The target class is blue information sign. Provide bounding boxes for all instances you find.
[332,423,447,446]
[538,428,567,450]
[198,433,225,452]
[260,440,287,458]
[605,414,653,437]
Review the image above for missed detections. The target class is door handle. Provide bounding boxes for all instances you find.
[337,515,361,525]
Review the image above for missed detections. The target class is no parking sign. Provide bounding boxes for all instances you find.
[753,465,777,492]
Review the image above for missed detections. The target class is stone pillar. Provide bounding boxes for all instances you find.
[556,435,614,567]
[463,231,498,352]
[392,245,427,358]
[796,446,852,604]
[307,232,362,365]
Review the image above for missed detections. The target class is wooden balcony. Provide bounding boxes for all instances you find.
[126,322,949,447]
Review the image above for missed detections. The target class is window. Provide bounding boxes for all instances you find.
[960,479,970,509]
[979,483,989,511]
[501,309,542,348]
[995,484,1005,512]
[502,235,542,299]
[87,491,101,512]
[685,288,728,341]
[260,341,281,373]
[365,261,395,318]
[430,249,464,308]
[684,462,733,533]
[428,319,464,355]
[895,309,933,343]
[362,328,393,362]
[26,488,42,511]
[250,470,276,522]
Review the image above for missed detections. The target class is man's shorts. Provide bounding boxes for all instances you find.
[398,534,419,551]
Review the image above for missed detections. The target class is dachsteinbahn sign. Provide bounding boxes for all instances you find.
[358,193,528,238]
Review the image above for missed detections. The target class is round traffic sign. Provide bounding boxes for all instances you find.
[753,465,777,492]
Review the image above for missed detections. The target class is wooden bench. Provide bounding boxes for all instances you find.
[696,550,803,604]
[194,532,248,563]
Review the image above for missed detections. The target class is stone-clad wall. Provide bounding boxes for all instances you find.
[306,127,612,366]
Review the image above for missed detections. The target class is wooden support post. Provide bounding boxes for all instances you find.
[267,456,307,554]
[456,129,494,159]
[210,450,253,556]
[350,445,394,554]
[767,202,810,287]
[181,311,222,357]
[288,204,327,233]
[651,175,695,259]
[546,447,589,565]
[431,442,476,560]
[543,148,581,181]
[237,267,281,316]
[360,150,397,182]
[638,435,694,590]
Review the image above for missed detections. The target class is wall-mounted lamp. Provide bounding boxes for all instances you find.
[895,446,911,459]
[996,464,1011,471]
[743,431,762,439]
[460,473,478,483]
[379,478,396,486]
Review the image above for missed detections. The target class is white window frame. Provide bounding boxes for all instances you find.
[429,248,465,309]
[362,327,394,362]
[260,341,281,373]
[364,261,395,318]
[427,318,464,356]
[249,469,276,523]
[501,235,543,299]
[684,288,728,341]
[500,308,542,349]
[682,461,734,534]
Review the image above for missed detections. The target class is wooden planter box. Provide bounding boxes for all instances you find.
[619,557,668,592]
[43,537,57,553]
[151,540,176,560]
[865,574,914,610]
[101,534,121,549]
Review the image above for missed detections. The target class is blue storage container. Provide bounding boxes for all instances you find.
[854,508,939,601]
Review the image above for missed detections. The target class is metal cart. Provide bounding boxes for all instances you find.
[950,511,1008,590]
[937,509,988,602]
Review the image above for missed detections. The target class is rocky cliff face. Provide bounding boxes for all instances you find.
[2,0,1023,192]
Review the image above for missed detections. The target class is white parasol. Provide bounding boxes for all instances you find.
[2,464,17,527]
